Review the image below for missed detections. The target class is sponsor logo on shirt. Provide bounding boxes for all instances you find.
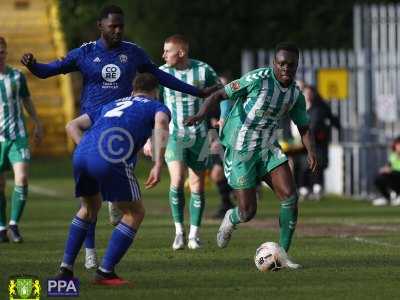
[230,81,240,91]
[102,64,121,83]
[119,54,128,63]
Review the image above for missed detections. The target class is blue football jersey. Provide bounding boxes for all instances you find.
[75,96,170,165]
[47,39,154,113]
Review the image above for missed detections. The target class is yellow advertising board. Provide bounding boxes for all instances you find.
[317,68,349,100]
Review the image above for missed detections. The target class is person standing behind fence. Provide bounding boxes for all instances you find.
[372,137,400,206]
[298,85,340,201]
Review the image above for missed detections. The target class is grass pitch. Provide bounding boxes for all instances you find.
[1,157,400,300]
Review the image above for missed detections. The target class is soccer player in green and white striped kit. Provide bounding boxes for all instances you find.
[185,43,318,267]
[0,37,43,243]
[154,34,220,250]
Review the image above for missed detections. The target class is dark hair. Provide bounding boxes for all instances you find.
[133,73,159,92]
[0,36,7,48]
[98,5,124,21]
[275,42,299,59]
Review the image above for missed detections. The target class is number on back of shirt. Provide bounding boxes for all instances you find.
[104,100,133,118]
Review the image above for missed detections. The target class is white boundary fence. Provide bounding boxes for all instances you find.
[241,4,400,198]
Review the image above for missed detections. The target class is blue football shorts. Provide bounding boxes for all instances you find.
[73,154,141,202]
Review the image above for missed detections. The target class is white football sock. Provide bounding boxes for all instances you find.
[188,225,199,239]
[175,222,184,235]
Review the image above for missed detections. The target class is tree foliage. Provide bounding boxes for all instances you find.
[59,0,398,77]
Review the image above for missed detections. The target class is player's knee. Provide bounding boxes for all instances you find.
[15,174,28,186]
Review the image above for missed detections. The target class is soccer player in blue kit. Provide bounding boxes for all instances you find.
[57,73,170,285]
[21,5,213,269]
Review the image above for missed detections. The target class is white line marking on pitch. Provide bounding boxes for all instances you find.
[29,184,61,198]
[340,235,400,248]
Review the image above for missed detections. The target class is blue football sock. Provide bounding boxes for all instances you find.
[84,219,96,249]
[101,222,136,272]
[62,216,90,266]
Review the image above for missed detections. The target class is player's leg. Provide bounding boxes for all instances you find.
[83,192,101,270]
[58,194,102,278]
[165,135,188,249]
[167,160,187,249]
[266,162,302,269]
[0,172,8,242]
[210,160,234,219]
[7,138,30,243]
[217,148,258,248]
[95,200,144,286]
[8,162,28,243]
[187,168,205,249]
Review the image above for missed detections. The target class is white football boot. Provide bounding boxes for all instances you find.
[278,246,302,269]
[188,237,202,250]
[217,208,236,248]
[172,234,185,250]
[84,249,99,270]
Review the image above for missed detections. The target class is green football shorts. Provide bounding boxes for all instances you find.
[224,146,288,189]
[165,134,209,171]
[0,137,31,172]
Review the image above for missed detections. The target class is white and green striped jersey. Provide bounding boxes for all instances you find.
[0,66,30,141]
[160,59,219,137]
[221,67,309,152]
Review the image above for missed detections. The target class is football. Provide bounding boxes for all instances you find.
[254,242,283,272]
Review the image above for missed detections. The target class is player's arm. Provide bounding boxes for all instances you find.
[21,49,80,78]
[22,96,43,145]
[184,88,228,126]
[290,94,318,173]
[65,114,93,145]
[145,111,170,189]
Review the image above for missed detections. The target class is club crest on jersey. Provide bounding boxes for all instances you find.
[119,54,128,63]
[230,81,241,91]
[102,64,121,83]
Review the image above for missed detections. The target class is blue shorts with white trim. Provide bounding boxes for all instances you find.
[73,153,141,202]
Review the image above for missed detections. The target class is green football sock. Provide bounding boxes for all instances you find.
[0,191,6,227]
[229,207,242,225]
[189,192,205,226]
[279,195,298,252]
[169,187,185,223]
[10,185,28,224]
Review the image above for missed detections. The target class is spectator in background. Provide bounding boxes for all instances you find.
[298,85,340,201]
[372,137,400,206]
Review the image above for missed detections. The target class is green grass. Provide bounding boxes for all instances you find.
[1,157,400,299]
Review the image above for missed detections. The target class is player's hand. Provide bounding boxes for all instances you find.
[21,53,36,67]
[184,113,204,126]
[307,151,318,173]
[33,121,44,145]
[143,139,152,158]
[145,164,162,189]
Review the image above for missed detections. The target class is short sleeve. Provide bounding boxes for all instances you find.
[289,93,310,126]
[224,68,266,101]
[204,64,220,87]
[86,107,102,123]
[19,73,30,98]
[154,102,171,122]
